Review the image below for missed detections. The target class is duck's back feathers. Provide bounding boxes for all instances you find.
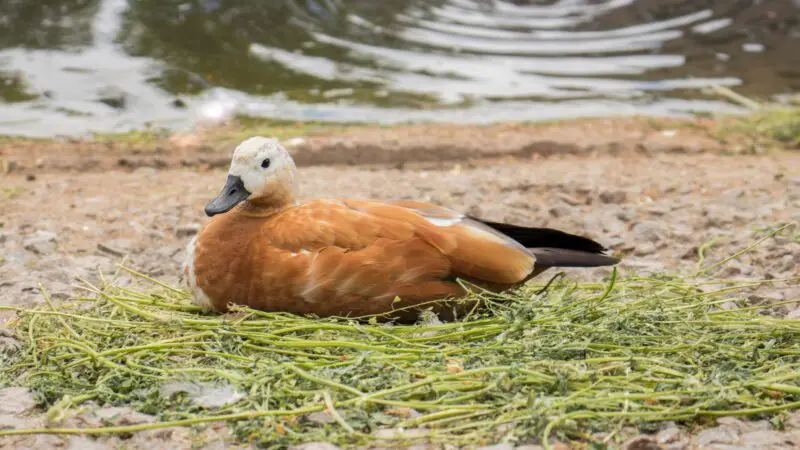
[267,199,537,286]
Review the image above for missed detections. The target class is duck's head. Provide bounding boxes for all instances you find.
[204,136,297,217]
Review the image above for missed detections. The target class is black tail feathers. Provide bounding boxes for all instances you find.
[472,217,619,268]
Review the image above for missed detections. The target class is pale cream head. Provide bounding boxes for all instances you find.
[204,136,298,217]
[228,136,297,199]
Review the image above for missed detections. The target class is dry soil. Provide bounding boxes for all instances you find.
[1,118,799,449]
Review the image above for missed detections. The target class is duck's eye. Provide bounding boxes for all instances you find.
[261,158,271,169]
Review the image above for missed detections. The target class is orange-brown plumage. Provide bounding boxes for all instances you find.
[184,137,619,321]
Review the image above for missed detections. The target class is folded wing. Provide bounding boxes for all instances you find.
[260,199,536,310]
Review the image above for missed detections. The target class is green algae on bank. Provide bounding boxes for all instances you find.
[2,101,799,160]
[720,107,800,146]
[0,225,798,449]
[707,87,800,151]
[87,117,357,149]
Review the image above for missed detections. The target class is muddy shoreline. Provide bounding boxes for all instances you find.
[0,117,755,175]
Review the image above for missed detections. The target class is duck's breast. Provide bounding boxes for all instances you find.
[188,210,269,312]
[183,235,215,311]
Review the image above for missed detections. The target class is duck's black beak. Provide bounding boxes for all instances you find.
[205,175,251,217]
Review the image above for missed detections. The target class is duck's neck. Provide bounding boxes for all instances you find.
[240,187,296,217]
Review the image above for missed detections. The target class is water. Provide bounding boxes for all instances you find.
[1,0,799,137]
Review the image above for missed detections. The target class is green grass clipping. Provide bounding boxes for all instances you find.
[1,225,798,448]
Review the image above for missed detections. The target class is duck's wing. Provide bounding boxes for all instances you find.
[264,199,536,289]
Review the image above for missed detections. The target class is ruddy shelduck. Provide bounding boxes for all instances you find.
[184,137,619,321]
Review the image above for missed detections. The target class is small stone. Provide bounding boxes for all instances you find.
[70,255,117,275]
[96,243,125,257]
[616,207,637,222]
[147,229,167,240]
[0,414,33,430]
[197,437,233,450]
[176,223,201,238]
[731,211,755,223]
[477,444,513,450]
[633,242,657,256]
[132,166,158,176]
[468,205,485,217]
[738,429,795,447]
[646,205,670,217]
[703,207,734,228]
[67,436,108,450]
[787,411,800,428]
[93,406,155,425]
[1,159,18,174]
[693,424,739,446]
[383,407,422,419]
[305,411,336,424]
[128,426,191,446]
[549,444,571,450]
[632,221,664,243]
[23,231,58,255]
[620,257,667,275]
[46,281,74,300]
[670,223,694,240]
[289,443,341,450]
[657,426,682,444]
[720,188,745,203]
[159,381,244,408]
[554,192,582,206]
[0,387,37,414]
[719,301,739,311]
[96,239,134,257]
[776,254,795,273]
[599,189,628,204]
[739,419,770,431]
[0,327,16,338]
[0,332,23,355]
[33,435,69,447]
[622,436,661,450]
[548,204,572,218]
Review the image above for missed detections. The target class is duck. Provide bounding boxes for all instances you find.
[183,136,619,321]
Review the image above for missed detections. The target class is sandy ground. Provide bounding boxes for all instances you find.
[1,119,799,449]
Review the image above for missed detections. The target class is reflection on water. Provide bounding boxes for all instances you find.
[0,0,799,136]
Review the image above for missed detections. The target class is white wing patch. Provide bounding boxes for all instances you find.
[461,218,533,254]
[424,216,463,227]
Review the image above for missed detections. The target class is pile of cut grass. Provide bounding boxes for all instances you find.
[1,240,799,448]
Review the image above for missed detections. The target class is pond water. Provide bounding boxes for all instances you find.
[1,0,799,136]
